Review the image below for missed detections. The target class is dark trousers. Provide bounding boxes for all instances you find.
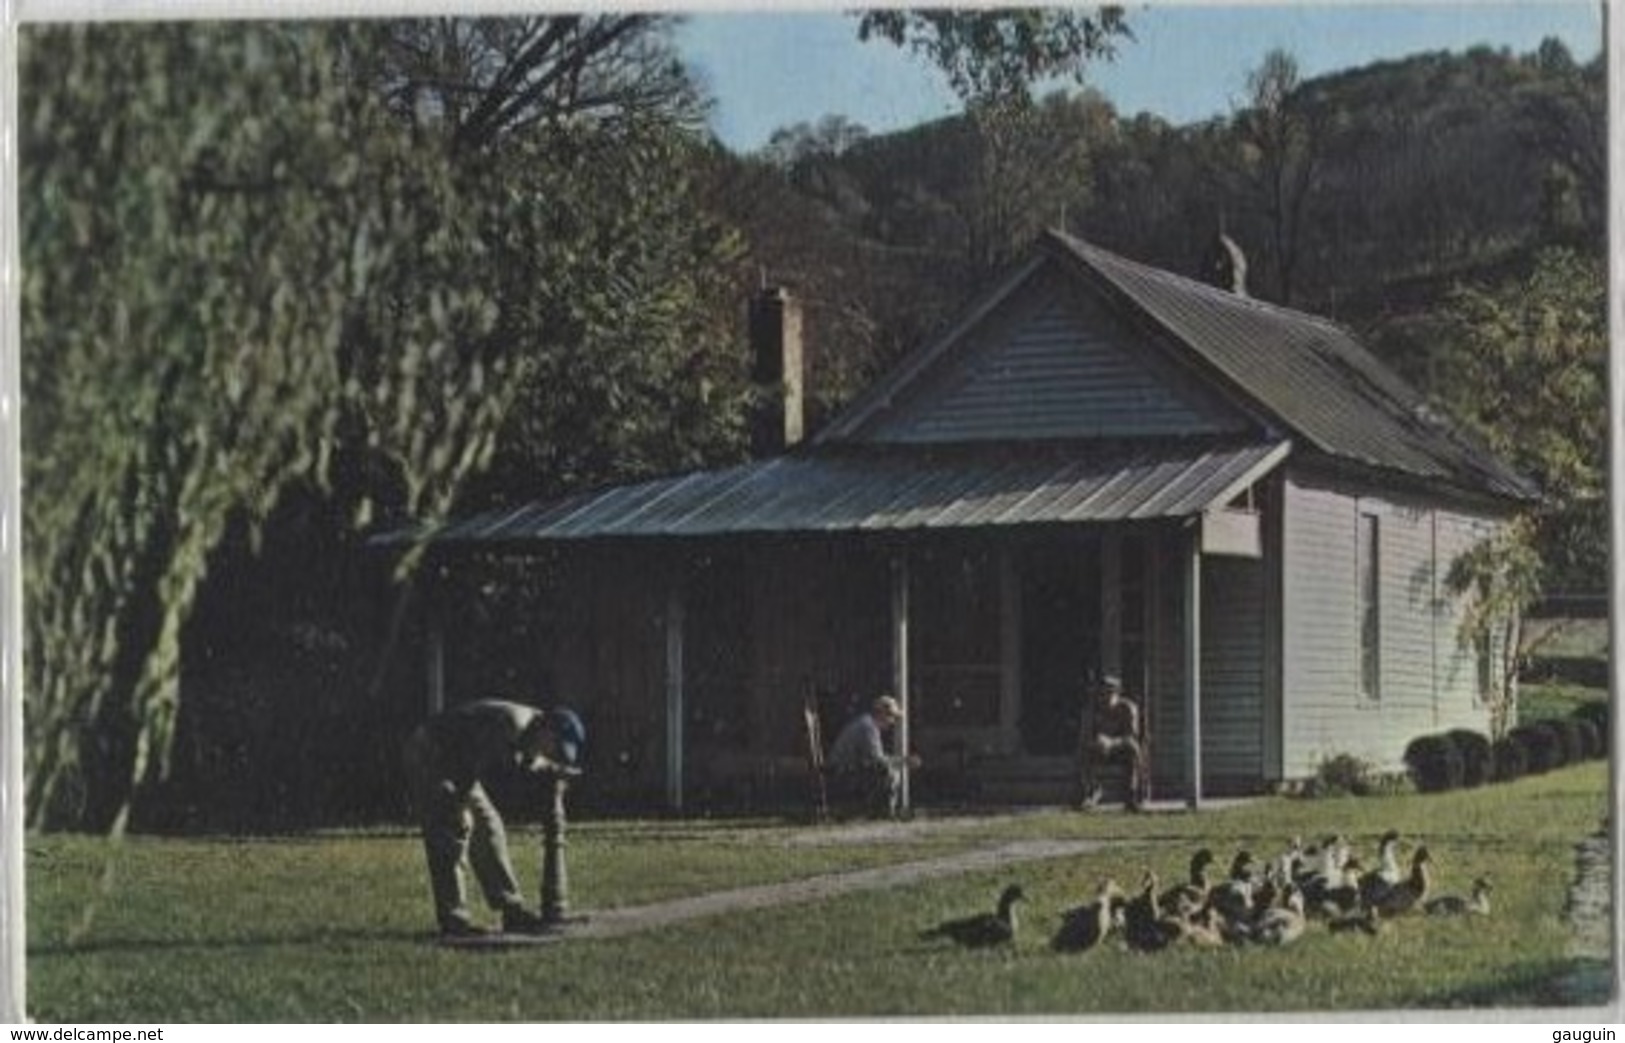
[830,763,901,820]
[403,726,526,930]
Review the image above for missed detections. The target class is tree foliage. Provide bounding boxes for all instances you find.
[1444,516,1543,739]
[852,8,1128,280]
[21,20,748,829]
[1433,249,1606,588]
[22,24,384,828]
[1219,48,1324,303]
[350,16,703,151]
[854,8,1130,105]
[760,115,870,170]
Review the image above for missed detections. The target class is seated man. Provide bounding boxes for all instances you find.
[826,694,919,820]
[1078,675,1147,811]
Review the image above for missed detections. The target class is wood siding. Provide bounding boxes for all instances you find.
[864,284,1247,444]
[542,551,670,806]
[1280,473,1500,777]
[1434,513,1502,731]
[1149,533,1187,794]
[1201,556,1266,786]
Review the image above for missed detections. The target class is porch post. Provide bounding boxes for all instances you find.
[664,579,686,812]
[890,552,911,812]
[425,625,446,716]
[1101,529,1122,680]
[998,547,1021,754]
[1184,526,1203,809]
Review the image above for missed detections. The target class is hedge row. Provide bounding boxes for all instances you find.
[1403,700,1608,793]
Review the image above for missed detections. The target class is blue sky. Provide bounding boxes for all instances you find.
[675,3,1604,152]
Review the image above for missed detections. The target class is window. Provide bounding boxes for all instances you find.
[1475,631,1494,706]
[1358,512,1381,701]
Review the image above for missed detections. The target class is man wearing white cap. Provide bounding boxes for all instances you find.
[1078,675,1146,811]
[827,694,920,819]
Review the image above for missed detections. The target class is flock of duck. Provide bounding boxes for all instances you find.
[920,830,1493,952]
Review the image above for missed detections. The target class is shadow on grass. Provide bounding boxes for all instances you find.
[1424,957,1614,1009]
[28,925,434,958]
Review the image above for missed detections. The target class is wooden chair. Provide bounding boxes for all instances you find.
[1131,727,1152,808]
[802,694,830,823]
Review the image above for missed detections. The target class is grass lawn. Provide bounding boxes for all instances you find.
[1524,618,1607,660]
[1520,680,1608,724]
[26,761,1611,1021]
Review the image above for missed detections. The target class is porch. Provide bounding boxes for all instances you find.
[416,510,1280,813]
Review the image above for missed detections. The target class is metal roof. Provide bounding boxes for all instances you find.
[1044,232,1536,502]
[380,439,1291,548]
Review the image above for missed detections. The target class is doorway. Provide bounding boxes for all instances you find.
[1019,538,1100,755]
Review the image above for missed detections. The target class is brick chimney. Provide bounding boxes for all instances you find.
[748,285,804,455]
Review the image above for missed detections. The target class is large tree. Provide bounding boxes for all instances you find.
[20,23,523,828]
[854,8,1130,103]
[351,16,703,151]
[21,20,749,829]
[1433,248,1606,591]
[854,8,1130,280]
[1216,48,1323,305]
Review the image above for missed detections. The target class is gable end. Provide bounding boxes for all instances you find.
[852,270,1251,445]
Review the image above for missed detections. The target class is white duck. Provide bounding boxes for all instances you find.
[1250,885,1308,946]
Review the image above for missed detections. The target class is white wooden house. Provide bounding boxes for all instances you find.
[386,231,1535,809]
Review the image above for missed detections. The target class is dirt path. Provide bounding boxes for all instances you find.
[469,837,1115,946]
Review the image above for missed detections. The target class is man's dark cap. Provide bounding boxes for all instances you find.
[549,707,587,767]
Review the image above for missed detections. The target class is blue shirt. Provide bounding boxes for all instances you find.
[828,712,893,773]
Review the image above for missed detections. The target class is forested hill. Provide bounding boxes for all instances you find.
[722,38,1603,400]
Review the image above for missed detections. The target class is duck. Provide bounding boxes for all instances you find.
[1119,870,1200,952]
[1358,829,1403,908]
[1328,905,1383,936]
[1052,879,1123,953]
[1368,846,1433,918]
[1313,856,1366,918]
[1208,850,1259,926]
[1274,836,1305,883]
[1374,829,1404,885]
[1181,905,1229,948]
[1158,848,1216,919]
[1248,884,1307,946]
[920,883,1026,948]
[1122,870,1172,951]
[1250,862,1284,915]
[1424,876,1492,917]
[1296,834,1350,905]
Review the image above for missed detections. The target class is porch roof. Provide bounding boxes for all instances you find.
[380,438,1290,548]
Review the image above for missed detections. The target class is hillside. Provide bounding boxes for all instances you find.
[718,39,1604,397]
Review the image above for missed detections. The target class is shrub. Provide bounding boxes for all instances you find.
[1573,718,1603,760]
[1541,718,1585,766]
[1572,700,1608,752]
[1491,736,1527,782]
[1306,753,1379,797]
[1509,723,1560,774]
[1446,729,1494,788]
[1403,734,1464,793]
